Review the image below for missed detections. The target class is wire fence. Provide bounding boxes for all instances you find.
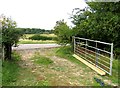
[73,36,113,75]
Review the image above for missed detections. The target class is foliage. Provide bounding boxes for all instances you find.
[1,15,23,45]
[18,28,53,34]
[1,14,23,60]
[70,2,120,59]
[29,34,53,40]
[54,20,73,45]
[114,48,120,59]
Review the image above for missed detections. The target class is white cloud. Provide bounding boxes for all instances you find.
[0,0,87,30]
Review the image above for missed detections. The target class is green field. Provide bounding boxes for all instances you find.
[19,34,57,44]
[18,39,56,44]
[22,34,57,39]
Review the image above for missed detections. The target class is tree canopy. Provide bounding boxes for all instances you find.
[70,2,120,59]
[18,28,53,34]
[1,14,23,60]
[54,20,73,45]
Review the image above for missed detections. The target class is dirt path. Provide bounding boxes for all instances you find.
[13,48,117,86]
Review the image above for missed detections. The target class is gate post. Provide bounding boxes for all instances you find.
[110,43,113,75]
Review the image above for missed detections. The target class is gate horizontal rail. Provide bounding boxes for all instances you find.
[73,36,113,75]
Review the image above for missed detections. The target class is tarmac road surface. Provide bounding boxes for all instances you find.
[12,44,61,50]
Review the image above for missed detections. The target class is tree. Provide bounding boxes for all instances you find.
[54,20,72,45]
[0,14,23,60]
[70,2,120,59]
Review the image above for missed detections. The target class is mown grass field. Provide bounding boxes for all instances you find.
[2,46,119,86]
[18,39,56,44]
[19,34,57,44]
[22,34,57,39]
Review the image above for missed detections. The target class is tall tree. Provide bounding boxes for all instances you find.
[0,14,23,60]
[54,20,72,45]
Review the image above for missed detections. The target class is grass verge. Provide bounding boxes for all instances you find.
[55,46,119,86]
[56,46,87,68]
[0,59,2,87]
[2,52,21,86]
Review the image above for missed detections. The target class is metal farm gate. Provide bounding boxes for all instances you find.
[73,37,113,75]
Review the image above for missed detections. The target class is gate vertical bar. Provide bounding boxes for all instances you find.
[95,42,98,67]
[110,43,113,75]
[73,36,76,54]
[85,40,87,59]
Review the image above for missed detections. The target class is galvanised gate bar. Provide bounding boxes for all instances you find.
[73,36,113,75]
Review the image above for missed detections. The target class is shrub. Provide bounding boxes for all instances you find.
[114,48,120,59]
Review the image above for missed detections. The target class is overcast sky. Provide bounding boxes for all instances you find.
[0,0,87,30]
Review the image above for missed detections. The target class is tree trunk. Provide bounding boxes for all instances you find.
[4,43,12,60]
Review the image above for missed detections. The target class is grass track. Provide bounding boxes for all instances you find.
[2,46,119,86]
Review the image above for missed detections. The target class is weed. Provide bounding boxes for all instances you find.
[37,80,50,86]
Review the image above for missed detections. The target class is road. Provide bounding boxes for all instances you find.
[12,44,61,50]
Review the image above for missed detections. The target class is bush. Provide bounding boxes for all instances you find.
[54,20,73,45]
[29,34,53,40]
[114,48,120,59]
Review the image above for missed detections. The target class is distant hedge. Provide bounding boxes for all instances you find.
[17,28,54,34]
[29,35,53,40]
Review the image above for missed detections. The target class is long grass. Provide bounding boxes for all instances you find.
[2,52,21,86]
[0,59,2,87]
